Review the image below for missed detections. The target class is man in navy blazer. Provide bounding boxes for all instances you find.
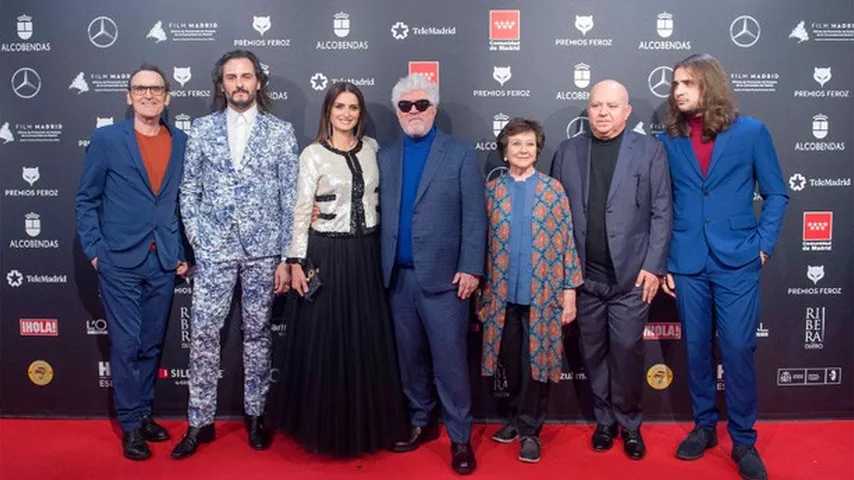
[76,64,188,460]
[551,80,672,460]
[380,74,486,475]
[659,54,787,480]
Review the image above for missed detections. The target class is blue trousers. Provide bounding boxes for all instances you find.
[98,250,175,432]
[389,267,472,443]
[674,254,761,446]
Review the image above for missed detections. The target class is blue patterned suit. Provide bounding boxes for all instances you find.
[180,110,299,426]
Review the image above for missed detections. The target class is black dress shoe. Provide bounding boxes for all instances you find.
[621,428,646,460]
[245,415,271,450]
[732,445,768,480]
[676,427,717,460]
[451,442,476,475]
[139,415,170,442]
[122,429,151,461]
[391,423,440,453]
[591,424,618,451]
[170,424,215,459]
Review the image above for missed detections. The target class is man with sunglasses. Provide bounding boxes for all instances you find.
[76,64,188,460]
[380,74,486,475]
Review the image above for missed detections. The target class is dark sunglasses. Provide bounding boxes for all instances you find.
[397,99,432,113]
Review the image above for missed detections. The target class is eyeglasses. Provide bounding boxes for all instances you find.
[397,99,432,113]
[130,85,167,96]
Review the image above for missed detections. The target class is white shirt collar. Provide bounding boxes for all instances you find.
[226,103,258,126]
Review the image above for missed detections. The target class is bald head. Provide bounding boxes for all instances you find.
[588,79,632,140]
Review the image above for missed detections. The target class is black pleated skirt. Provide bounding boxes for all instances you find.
[276,231,407,457]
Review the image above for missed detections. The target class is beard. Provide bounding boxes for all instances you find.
[226,88,256,110]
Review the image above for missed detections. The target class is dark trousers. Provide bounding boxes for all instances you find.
[577,278,648,431]
[497,303,550,437]
[98,249,175,432]
[389,267,472,443]
[675,255,761,446]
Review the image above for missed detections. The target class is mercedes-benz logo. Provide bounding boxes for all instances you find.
[730,15,760,48]
[565,116,589,138]
[88,16,118,48]
[11,67,42,99]
[647,66,673,99]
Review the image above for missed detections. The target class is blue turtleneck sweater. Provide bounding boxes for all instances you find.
[396,126,437,266]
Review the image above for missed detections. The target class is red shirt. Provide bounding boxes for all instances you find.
[135,127,172,195]
[689,116,714,177]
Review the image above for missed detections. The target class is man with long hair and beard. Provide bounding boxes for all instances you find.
[658,54,787,480]
[171,50,299,459]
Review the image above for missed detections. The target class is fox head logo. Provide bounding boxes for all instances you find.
[575,15,594,36]
[22,167,39,186]
[813,67,831,87]
[173,66,191,87]
[253,16,271,36]
[492,66,511,86]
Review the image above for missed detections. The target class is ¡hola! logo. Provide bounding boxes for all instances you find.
[28,360,54,386]
[646,363,673,390]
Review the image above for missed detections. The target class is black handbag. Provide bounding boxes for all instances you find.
[302,259,323,302]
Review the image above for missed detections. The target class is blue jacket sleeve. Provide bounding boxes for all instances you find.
[456,147,487,276]
[75,130,108,261]
[753,124,789,256]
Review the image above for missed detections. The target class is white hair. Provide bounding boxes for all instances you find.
[390,74,439,107]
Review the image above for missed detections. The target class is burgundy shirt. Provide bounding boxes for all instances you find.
[689,116,714,177]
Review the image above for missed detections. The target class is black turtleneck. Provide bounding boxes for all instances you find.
[585,129,624,284]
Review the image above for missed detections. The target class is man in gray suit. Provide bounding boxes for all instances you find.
[550,80,672,460]
[379,74,486,475]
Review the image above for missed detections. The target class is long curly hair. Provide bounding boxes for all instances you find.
[665,54,738,141]
[210,50,272,113]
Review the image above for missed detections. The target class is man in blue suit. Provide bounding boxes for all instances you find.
[658,54,788,480]
[76,64,188,460]
[380,74,486,475]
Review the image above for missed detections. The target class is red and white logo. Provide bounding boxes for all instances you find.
[19,318,58,336]
[803,211,832,241]
[408,61,439,85]
[490,10,520,41]
[643,322,682,340]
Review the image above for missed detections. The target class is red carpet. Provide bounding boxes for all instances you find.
[1,419,851,479]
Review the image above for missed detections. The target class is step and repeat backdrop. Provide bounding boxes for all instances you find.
[1,0,852,421]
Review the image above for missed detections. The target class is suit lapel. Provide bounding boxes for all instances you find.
[414,131,447,206]
[706,122,734,178]
[674,136,703,180]
[157,123,181,198]
[123,120,155,199]
[240,113,267,172]
[606,132,637,206]
[576,135,590,210]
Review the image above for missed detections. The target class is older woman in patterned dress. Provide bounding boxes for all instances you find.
[479,117,583,464]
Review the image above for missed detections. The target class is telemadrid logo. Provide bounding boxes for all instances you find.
[391,21,409,40]
[11,67,41,99]
[729,15,760,48]
[310,72,328,91]
[87,16,118,48]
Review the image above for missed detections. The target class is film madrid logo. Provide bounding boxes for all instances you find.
[1,119,63,144]
[638,12,691,50]
[19,318,58,337]
[802,211,832,252]
[804,306,826,350]
[2,14,52,52]
[789,20,854,44]
[555,14,613,48]
[317,12,368,50]
[793,66,850,99]
[28,360,54,387]
[146,18,219,43]
[69,71,131,95]
[234,15,290,48]
[794,114,845,152]
[489,10,520,51]
[473,65,531,99]
[646,363,673,390]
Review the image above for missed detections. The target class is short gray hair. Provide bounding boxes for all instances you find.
[391,74,439,107]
